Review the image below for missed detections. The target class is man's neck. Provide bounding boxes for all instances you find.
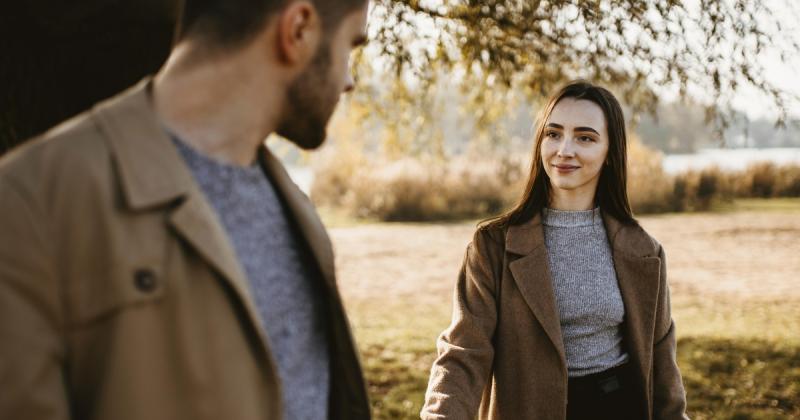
[152,42,284,167]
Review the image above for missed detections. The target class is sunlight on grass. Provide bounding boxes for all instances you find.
[712,198,800,213]
[679,338,800,420]
[673,298,800,345]
[318,206,378,228]
[348,299,448,419]
[351,297,800,419]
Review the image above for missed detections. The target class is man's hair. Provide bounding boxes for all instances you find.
[175,0,366,48]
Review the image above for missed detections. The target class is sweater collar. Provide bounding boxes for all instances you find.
[541,207,602,227]
[505,210,659,258]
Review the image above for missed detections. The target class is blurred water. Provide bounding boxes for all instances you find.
[663,148,800,174]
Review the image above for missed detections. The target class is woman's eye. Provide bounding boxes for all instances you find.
[579,136,595,142]
[546,131,560,139]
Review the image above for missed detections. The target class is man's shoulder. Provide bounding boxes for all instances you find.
[0,108,113,201]
[0,79,154,187]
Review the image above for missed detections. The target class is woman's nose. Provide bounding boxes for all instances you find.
[557,137,576,157]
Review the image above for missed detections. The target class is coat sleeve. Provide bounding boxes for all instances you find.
[652,245,689,420]
[0,176,70,419]
[421,228,502,419]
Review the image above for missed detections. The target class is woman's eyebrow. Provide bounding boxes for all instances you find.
[546,123,564,130]
[574,126,600,135]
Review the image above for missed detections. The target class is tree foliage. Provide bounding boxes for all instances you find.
[2,1,799,156]
[354,0,800,152]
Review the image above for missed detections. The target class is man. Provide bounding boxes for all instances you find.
[0,0,370,419]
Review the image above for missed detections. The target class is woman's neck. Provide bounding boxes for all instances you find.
[548,188,596,211]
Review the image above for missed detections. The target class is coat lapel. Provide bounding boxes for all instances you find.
[504,212,663,378]
[614,253,660,385]
[603,214,661,392]
[506,215,567,368]
[258,147,336,287]
[92,78,269,348]
[258,146,370,414]
[167,194,256,316]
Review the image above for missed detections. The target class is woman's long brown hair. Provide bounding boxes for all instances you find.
[482,80,637,229]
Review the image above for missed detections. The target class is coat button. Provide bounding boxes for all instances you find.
[134,269,158,293]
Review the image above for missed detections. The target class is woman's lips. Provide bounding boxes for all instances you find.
[553,164,579,174]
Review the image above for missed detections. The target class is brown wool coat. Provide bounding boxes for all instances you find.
[422,213,689,420]
[0,80,370,420]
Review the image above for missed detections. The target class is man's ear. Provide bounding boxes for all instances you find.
[275,1,321,66]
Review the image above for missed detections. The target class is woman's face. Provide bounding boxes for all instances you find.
[540,98,610,202]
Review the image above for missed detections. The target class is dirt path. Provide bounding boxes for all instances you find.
[330,211,800,306]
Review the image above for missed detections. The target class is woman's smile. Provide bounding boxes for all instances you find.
[553,163,581,174]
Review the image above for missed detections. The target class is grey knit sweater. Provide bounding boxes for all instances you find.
[542,207,629,377]
[173,137,330,420]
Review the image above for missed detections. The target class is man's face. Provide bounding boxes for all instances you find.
[277,3,369,150]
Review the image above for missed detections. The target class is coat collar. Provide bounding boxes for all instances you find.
[91,78,336,285]
[505,210,661,381]
[505,210,660,259]
[89,77,338,357]
[91,78,275,367]
[92,78,194,210]
[91,79,252,289]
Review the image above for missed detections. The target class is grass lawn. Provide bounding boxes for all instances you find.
[347,300,800,419]
[710,197,800,213]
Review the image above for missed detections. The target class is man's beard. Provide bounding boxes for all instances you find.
[276,42,337,150]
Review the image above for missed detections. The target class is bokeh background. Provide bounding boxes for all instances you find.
[2,1,799,419]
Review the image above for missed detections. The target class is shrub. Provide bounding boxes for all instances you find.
[311,154,526,221]
[626,137,674,213]
[726,162,800,199]
[775,165,800,196]
[667,167,737,212]
[310,135,800,221]
[743,162,778,197]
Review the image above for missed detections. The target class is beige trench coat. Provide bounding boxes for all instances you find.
[422,213,688,419]
[0,80,370,420]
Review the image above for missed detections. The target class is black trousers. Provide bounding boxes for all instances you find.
[566,362,645,420]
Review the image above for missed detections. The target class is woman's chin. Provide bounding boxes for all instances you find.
[551,181,580,191]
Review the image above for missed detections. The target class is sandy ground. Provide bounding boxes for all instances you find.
[330,211,800,309]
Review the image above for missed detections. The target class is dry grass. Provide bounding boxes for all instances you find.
[312,155,524,221]
[329,201,800,419]
[627,136,675,212]
[311,138,800,221]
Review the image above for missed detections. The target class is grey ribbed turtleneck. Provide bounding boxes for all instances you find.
[542,207,629,377]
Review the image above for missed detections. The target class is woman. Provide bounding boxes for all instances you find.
[421,81,688,420]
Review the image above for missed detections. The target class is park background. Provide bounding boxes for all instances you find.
[288,2,800,416]
[2,1,800,419]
